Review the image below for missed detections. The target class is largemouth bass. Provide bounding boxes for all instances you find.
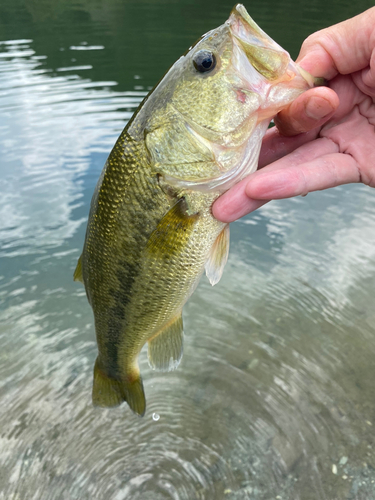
[74,4,320,416]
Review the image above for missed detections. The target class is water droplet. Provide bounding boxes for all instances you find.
[152,413,160,421]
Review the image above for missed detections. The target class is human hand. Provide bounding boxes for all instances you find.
[213,7,375,223]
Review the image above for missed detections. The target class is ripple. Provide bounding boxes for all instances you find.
[69,45,105,51]
[2,11,375,500]
[56,65,93,72]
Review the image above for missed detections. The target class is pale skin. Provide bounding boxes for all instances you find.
[213,7,375,223]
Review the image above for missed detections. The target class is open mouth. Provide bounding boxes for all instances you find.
[228,4,316,91]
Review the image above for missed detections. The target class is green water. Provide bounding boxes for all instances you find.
[1,0,375,499]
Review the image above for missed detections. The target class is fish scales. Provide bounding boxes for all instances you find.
[80,116,224,411]
[74,4,321,415]
[84,130,173,366]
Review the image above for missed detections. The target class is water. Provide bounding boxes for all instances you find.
[1,0,375,499]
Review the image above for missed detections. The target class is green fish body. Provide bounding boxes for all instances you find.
[75,4,318,416]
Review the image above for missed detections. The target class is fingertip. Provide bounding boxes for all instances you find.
[211,196,231,223]
[212,182,267,222]
[212,192,236,223]
[212,194,247,223]
[297,44,338,80]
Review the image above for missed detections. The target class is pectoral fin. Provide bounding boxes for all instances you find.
[146,198,198,256]
[205,224,230,286]
[148,313,183,372]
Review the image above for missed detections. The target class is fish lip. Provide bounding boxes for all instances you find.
[227,5,290,91]
[297,66,327,88]
[228,7,322,92]
[227,4,314,90]
[226,4,285,55]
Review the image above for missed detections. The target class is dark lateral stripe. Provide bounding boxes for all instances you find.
[105,259,140,378]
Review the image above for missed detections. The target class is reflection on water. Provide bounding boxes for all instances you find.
[0,39,146,259]
[1,1,375,499]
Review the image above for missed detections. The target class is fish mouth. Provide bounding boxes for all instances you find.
[227,4,316,90]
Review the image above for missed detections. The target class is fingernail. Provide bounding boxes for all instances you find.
[305,96,334,120]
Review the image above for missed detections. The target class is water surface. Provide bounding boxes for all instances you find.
[1,1,375,499]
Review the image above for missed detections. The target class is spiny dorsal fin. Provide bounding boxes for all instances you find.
[205,224,230,286]
[148,313,183,372]
[73,255,84,283]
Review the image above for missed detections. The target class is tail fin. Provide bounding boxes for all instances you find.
[92,358,146,416]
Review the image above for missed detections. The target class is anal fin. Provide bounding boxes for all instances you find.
[205,224,230,286]
[148,313,183,372]
[92,358,146,416]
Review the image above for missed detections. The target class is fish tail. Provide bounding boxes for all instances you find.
[92,358,146,416]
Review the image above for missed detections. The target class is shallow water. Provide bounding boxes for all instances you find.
[1,1,375,499]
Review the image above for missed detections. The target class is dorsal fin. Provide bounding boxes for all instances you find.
[73,255,84,283]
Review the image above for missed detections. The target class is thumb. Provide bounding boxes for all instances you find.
[296,7,375,78]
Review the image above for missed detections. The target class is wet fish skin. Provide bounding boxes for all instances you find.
[74,4,317,416]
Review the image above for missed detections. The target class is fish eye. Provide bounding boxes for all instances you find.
[193,50,216,73]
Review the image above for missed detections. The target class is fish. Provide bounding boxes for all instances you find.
[74,4,321,416]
